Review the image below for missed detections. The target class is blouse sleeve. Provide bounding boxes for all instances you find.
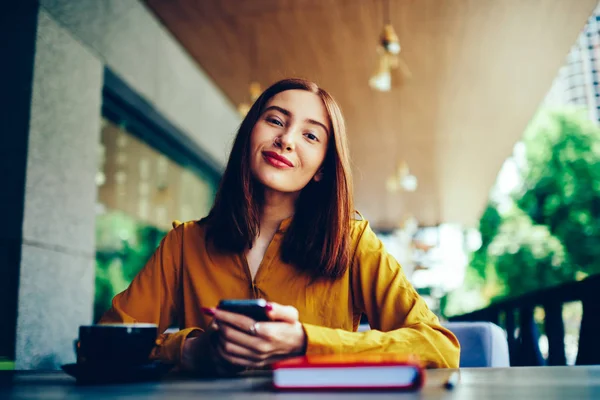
[302,221,460,368]
[99,224,205,368]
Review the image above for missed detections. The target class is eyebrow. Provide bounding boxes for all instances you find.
[263,105,330,135]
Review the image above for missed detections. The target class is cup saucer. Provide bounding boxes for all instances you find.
[61,361,173,384]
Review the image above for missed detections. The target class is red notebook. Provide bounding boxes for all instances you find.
[272,353,424,390]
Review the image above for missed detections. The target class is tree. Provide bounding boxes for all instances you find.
[443,109,600,316]
[487,206,570,299]
[470,202,503,279]
[517,110,600,276]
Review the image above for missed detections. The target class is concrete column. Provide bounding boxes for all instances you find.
[15,9,102,369]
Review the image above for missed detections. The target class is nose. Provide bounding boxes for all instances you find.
[275,129,296,152]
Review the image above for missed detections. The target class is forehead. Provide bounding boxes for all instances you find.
[265,90,329,126]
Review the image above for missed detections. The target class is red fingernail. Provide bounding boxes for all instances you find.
[265,303,273,311]
[201,307,215,316]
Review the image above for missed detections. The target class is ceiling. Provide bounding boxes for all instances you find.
[144,0,597,229]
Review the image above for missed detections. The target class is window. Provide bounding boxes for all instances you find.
[94,69,221,320]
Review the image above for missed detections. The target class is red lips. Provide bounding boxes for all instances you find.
[262,151,294,168]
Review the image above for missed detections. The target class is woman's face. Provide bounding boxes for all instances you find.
[249,89,330,194]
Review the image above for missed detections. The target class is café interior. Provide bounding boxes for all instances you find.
[3,0,600,397]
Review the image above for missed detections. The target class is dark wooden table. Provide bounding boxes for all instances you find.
[2,366,600,399]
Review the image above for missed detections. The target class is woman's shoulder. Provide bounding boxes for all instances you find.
[348,212,390,269]
[169,218,208,243]
[349,211,373,241]
[171,218,207,229]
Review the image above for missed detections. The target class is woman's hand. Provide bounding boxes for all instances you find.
[208,302,307,368]
[182,318,246,376]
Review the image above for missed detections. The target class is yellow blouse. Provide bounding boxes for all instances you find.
[100,217,460,369]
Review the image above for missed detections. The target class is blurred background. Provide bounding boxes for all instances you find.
[3,0,600,370]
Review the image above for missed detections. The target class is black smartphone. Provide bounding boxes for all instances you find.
[217,299,271,321]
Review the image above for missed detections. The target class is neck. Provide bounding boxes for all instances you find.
[259,188,298,232]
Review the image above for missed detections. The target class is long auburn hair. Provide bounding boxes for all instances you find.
[205,78,354,279]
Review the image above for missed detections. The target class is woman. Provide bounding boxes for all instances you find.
[100,78,460,375]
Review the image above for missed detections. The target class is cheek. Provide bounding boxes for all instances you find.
[249,128,263,150]
[249,124,272,148]
[301,147,327,173]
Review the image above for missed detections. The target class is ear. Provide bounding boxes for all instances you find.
[313,168,324,182]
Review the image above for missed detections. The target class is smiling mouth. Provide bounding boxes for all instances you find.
[262,151,294,168]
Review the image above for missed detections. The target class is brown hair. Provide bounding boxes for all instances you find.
[205,78,354,279]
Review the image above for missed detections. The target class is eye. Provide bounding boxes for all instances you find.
[304,132,319,142]
[267,117,284,127]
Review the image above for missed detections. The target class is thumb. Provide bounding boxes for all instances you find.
[266,302,299,323]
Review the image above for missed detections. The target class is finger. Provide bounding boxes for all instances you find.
[216,340,289,369]
[247,321,307,357]
[212,308,257,334]
[215,342,256,367]
[218,335,265,362]
[265,302,299,323]
[217,321,271,354]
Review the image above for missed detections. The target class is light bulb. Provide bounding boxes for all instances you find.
[380,24,401,55]
[369,70,392,92]
[383,41,401,55]
[400,174,418,192]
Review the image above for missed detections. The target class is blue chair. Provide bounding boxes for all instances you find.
[444,321,510,367]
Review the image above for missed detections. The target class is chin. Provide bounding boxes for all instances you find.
[254,171,307,193]
[260,180,304,193]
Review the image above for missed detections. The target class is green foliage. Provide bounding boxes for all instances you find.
[487,207,570,299]
[444,109,600,316]
[442,263,495,317]
[94,211,166,321]
[479,203,503,249]
[471,203,503,278]
[517,111,600,275]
